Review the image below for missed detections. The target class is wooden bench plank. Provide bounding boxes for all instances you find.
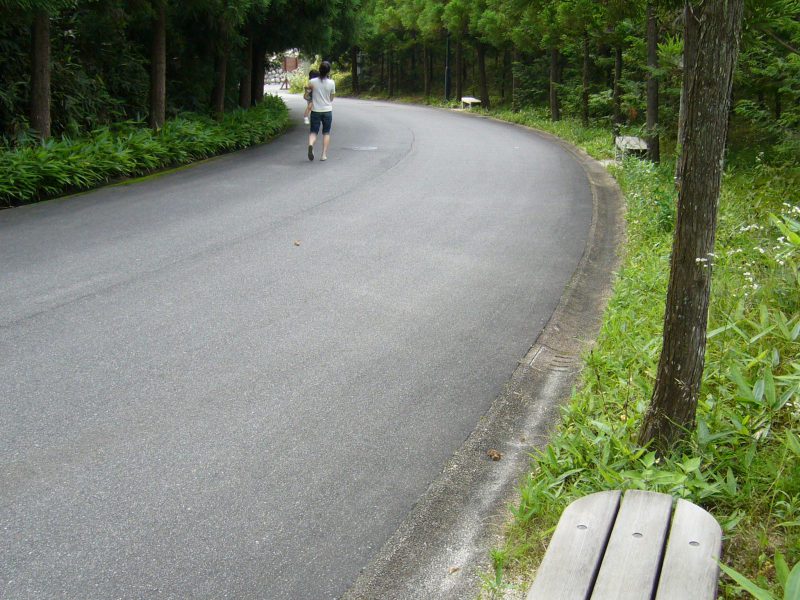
[655,498,723,600]
[527,490,621,600]
[590,490,673,599]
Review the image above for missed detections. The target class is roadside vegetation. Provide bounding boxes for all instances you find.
[0,96,288,206]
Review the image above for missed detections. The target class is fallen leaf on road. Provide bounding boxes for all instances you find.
[448,567,461,574]
[294,240,301,246]
[487,449,502,461]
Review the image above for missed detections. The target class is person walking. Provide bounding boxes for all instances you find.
[307,61,335,162]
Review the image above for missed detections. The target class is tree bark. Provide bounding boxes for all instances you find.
[581,30,590,126]
[422,44,431,98]
[388,51,394,97]
[639,0,745,454]
[251,42,265,104]
[351,46,360,95]
[455,38,463,101]
[30,9,51,139]
[613,45,623,137]
[549,46,560,121]
[148,1,167,129]
[646,1,661,162]
[211,30,229,119]
[501,47,510,103]
[477,42,489,109]
[239,25,253,109]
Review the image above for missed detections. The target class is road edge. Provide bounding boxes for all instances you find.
[341,119,626,600]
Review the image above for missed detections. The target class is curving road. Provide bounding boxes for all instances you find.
[0,91,593,599]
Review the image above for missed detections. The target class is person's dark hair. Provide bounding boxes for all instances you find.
[309,69,320,80]
[319,61,331,79]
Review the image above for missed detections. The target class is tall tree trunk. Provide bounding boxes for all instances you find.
[549,46,561,121]
[612,45,623,137]
[239,25,253,109]
[379,51,385,90]
[511,49,519,111]
[581,30,590,126]
[646,1,661,162]
[388,51,394,97]
[351,46,360,95]
[30,9,51,139]
[501,47,510,103]
[423,44,431,98]
[211,30,229,119]
[149,1,167,129]
[477,42,489,109]
[639,0,744,454]
[251,42,265,104]
[455,38,463,101]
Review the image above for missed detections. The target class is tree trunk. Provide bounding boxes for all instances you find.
[512,49,519,111]
[239,25,253,109]
[477,42,489,109]
[148,1,167,129]
[549,46,561,121]
[646,1,661,162]
[639,0,745,454]
[30,9,51,139]
[455,38,463,101]
[613,45,623,137]
[251,42,265,104]
[423,44,431,98]
[501,47,510,103]
[351,46,359,95]
[388,51,394,97]
[581,30,590,126]
[211,31,229,119]
[379,51,385,89]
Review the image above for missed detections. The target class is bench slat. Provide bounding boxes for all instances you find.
[590,490,673,599]
[655,499,723,600]
[527,490,621,600]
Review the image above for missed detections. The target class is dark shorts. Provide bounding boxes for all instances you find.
[310,111,333,135]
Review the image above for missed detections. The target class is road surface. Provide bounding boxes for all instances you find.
[1,92,594,598]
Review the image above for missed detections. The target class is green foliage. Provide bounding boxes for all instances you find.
[0,95,288,206]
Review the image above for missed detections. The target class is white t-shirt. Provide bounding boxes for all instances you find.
[309,77,335,112]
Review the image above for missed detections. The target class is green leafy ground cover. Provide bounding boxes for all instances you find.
[0,95,289,207]
[474,110,800,599]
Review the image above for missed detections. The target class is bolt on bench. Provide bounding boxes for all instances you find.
[527,490,723,600]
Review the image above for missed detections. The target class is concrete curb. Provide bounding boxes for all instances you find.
[341,116,626,600]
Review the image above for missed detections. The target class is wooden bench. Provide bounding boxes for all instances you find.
[615,136,649,161]
[527,490,723,600]
[461,96,481,110]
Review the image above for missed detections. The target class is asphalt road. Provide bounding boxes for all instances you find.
[1,91,593,599]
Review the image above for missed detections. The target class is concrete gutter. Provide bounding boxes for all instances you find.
[341,122,625,600]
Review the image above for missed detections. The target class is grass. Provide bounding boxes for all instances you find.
[0,95,290,206]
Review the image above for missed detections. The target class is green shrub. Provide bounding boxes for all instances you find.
[0,95,289,206]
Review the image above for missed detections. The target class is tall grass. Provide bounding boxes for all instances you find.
[480,112,799,599]
[0,95,289,206]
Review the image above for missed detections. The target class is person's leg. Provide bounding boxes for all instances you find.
[308,112,321,161]
[303,102,312,123]
[322,134,330,159]
[320,112,332,160]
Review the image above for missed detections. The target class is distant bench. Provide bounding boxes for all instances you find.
[527,490,723,600]
[461,96,481,110]
[615,136,648,160]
